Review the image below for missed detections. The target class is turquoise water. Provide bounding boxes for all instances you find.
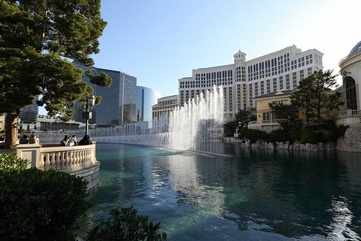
[90,143,361,241]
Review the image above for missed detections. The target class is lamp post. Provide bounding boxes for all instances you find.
[83,95,96,137]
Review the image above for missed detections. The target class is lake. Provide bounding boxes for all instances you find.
[89,143,361,241]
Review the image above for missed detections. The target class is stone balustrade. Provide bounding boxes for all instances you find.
[15,144,99,190]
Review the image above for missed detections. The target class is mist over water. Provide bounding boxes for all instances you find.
[168,86,224,150]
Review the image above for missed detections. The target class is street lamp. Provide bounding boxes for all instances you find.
[83,95,96,138]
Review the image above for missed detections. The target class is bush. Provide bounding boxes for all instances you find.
[87,207,167,241]
[267,129,289,143]
[0,153,28,171]
[238,128,268,143]
[0,168,89,241]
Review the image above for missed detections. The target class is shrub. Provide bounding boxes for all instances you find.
[238,128,268,143]
[0,153,28,171]
[87,207,167,241]
[224,121,238,137]
[0,168,89,241]
[267,129,289,143]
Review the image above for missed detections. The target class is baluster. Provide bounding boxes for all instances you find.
[71,151,75,169]
[50,153,55,168]
[46,153,50,168]
[77,151,81,167]
[80,151,83,167]
[62,152,67,168]
[42,154,47,169]
[57,152,61,169]
[75,151,79,168]
[68,151,74,169]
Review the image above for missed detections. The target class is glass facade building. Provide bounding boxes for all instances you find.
[136,86,156,123]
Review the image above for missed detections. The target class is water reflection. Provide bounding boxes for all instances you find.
[91,143,361,241]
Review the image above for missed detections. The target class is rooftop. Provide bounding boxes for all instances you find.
[348,41,361,58]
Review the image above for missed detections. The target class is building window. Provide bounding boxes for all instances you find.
[300,70,305,81]
[292,72,297,88]
[345,76,357,110]
[285,74,290,90]
[272,78,277,92]
[279,76,284,90]
[263,112,271,122]
[229,86,233,111]
[307,67,313,76]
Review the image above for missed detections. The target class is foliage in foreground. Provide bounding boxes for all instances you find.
[0,168,89,241]
[87,207,167,241]
[0,153,28,171]
[237,122,348,145]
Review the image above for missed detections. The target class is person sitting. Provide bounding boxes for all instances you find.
[61,135,69,146]
[70,135,78,146]
[68,135,77,147]
[19,135,29,144]
[29,133,37,144]
[78,135,92,145]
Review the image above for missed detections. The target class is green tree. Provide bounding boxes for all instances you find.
[235,109,256,128]
[87,207,167,241]
[0,0,111,147]
[291,70,343,124]
[224,109,256,137]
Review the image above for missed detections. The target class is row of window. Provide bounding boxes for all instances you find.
[179,68,313,109]
[179,56,316,89]
[247,53,314,81]
[195,70,233,81]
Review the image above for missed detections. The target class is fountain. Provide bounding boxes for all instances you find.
[168,86,224,150]
[40,86,225,151]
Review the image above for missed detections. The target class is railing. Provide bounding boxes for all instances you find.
[338,109,361,118]
[16,144,97,172]
[40,145,96,171]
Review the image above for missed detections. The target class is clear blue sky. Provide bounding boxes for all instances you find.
[93,0,361,98]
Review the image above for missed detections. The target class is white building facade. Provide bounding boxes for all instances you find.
[179,45,323,119]
[152,95,178,131]
[338,41,361,126]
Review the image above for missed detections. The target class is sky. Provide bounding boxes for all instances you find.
[93,0,361,98]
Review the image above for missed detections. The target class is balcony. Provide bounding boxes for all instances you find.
[15,144,99,190]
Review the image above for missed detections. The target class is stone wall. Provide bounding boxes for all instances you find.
[337,126,361,152]
[224,137,336,152]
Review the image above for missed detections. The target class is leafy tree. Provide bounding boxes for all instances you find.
[87,207,167,241]
[0,168,89,241]
[291,70,343,124]
[235,109,256,128]
[0,0,111,147]
[224,109,256,137]
[0,153,28,171]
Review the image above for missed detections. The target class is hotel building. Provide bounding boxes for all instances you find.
[178,45,323,119]
[152,95,178,130]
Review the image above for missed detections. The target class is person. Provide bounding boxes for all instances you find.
[78,135,92,145]
[68,135,77,146]
[19,135,29,144]
[61,135,69,146]
[35,135,40,144]
[71,135,78,146]
[29,133,36,144]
